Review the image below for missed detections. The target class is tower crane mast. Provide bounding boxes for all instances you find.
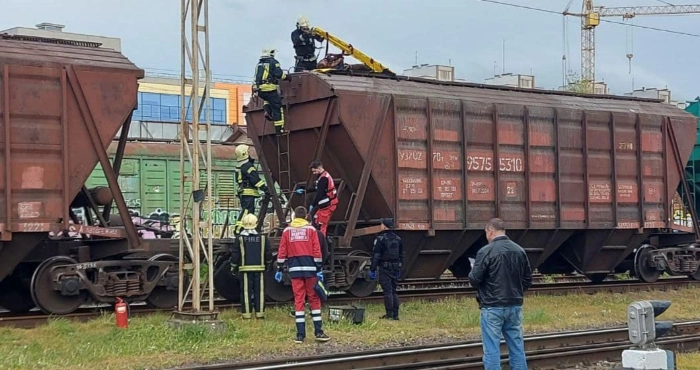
[566,0,700,93]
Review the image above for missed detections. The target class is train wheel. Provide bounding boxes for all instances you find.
[265,262,293,302]
[0,276,35,313]
[634,244,662,283]
[347,278,377,298]
[213,263,240,302]
[145,254,180,309]
[31,256,87,315]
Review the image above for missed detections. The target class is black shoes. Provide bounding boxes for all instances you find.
[295,334,304,344]
[315,333,331,342]
[380,314,400,320]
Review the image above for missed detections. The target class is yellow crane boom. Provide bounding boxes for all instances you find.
[310,27,394,75]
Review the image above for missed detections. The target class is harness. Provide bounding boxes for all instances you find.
[317,171,338,208]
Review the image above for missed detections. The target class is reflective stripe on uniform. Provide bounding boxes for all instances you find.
[289,266,317,272]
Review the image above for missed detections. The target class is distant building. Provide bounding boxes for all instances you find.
[593,82,608,95]
[484,73,535,89]
[625,87,672,103]
[1,22,122,51]
[403,64,455,82]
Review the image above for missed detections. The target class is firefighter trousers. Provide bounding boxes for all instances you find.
[291,277,323,337]
[313,204,336,237]
[239,271,265,318]
[234,196,257,234]
[258,90,284,133]
[294,58,317,72]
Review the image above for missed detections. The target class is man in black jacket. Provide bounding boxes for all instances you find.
[233,144,268,235]
[230,214,273,319]
[291,16,324,71]
[253,48,290,134]
[468,218,532,370]
[370,218,404,320]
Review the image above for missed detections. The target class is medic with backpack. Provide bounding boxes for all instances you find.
[369,218,404,320]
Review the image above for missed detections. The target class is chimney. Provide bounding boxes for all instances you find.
[35,23,65,32]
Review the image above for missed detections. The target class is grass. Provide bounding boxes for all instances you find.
[678,352,700,370]
[2,286,700,370]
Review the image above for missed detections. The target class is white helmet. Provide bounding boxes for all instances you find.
[297,16,310,29]
[261,48,276,58]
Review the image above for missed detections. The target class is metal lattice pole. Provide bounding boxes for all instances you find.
[174,0,218,321]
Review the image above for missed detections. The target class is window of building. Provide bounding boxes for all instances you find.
[133,92,227,124]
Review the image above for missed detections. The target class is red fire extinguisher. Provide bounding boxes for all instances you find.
[115,297,128,329]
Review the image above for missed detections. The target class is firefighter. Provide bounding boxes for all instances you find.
[291,16,324,72]
[230,214,272,319]
[253,48,290,135]
[234,144,268,235]
[296,160,338,237]
[276,206,331,343]
[369,218,404,320]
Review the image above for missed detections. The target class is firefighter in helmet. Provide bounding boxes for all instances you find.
[234,144,268,235]
[253,47,290,135]
[230,213,272,319]
[291,16,324,72]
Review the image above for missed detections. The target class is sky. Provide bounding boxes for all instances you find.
[1,0,699,101]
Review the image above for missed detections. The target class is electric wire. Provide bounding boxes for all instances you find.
[474,0,700,37]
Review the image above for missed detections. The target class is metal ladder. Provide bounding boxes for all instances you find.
[276,132,293,222]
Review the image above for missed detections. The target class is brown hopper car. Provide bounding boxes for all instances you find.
[0,35,180,315]
[244,71,700,300]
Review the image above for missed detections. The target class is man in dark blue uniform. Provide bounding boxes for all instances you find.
[230,214,273,319]
[370,218,404,320]
[233,144,268,235]
[291,16,324,72]
[253,48,290,134]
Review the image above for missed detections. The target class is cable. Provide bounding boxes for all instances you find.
[474,0,700,37]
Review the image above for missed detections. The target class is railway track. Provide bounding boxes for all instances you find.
[183,321,700,370]
[1,277,697,329]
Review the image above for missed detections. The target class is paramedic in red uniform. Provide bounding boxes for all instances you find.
[276,206,331,343]
[296,160,338,237]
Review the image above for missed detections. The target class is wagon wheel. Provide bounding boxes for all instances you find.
[31,256,88,315]
[634,244,662,283]
[145,254,180,309]
[346,251,378,298]
[213,262,241,303]
[265,260,294,302]
[0,275,35,313]
[687,244,700,280]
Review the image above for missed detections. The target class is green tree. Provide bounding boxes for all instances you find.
[563,72,592,94]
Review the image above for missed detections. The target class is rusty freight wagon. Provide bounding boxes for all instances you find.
[0,35,181,315]
[244,71,700,301]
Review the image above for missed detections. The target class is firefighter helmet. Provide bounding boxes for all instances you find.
[235,144,250,161]
[297,16,310,29]
[241,214,258,230]
[261,48,276,58]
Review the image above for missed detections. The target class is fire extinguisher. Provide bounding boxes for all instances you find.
[115,297,129,329]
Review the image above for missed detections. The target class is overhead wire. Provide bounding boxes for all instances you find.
[474,0,700,37]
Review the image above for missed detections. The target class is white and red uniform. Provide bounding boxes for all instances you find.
[277,218,324,337]
[311,170,338,237]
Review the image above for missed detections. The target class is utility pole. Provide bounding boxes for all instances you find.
[565,0,700,93]
[168,0,223,330]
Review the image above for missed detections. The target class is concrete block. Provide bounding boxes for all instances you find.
[622,348,669,369]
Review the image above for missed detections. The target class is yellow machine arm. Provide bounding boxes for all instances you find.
[310,27,394,75]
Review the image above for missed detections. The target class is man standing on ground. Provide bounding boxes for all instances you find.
[468,218,532,370]
[370,218,403,320]
[276,206,331,343]
[229,214,272,319]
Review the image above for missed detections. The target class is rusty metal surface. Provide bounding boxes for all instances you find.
[0,37,144,280]
[244,71,698,279]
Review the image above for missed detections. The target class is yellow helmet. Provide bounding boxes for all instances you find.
[235,144,249,161]
[297,16,310,29]
[261,48,276,58]
[241,214,258,230]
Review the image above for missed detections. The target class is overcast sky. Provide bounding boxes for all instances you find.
[2,0,699,101]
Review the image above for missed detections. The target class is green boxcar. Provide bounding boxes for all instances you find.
[85,141,268,238]
[681,99,700,220]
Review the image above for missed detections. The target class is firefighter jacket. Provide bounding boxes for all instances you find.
[277,218,322,278]
[310,170,338,209]
[254,56,287,92]
[370,231,404,271]
[291,28,323,60]
[230,230,273,272]
[235,159,266,197]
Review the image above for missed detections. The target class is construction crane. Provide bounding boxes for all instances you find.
[565,1,700,93]
[309,27,395,76]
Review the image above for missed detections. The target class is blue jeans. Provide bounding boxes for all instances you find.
[480,306,527,370]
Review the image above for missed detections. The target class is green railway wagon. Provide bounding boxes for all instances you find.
[680,98,700,223]
[85,141,263,238]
